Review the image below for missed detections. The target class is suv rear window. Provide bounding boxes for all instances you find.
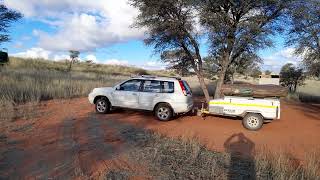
[143,80,161,93]
[162,81,174,93]
[142,80,174,93]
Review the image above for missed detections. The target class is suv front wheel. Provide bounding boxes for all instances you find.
[155,103,173,121]
[95,98,111,114]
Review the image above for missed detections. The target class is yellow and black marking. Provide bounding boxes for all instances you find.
[208,102,277,109]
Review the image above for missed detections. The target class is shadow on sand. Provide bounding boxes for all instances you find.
[224,133,256,180]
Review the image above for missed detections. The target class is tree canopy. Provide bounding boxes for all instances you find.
[0,4,22,44]
[265,70,272,75]
[280,63,305,92]
[68,50,80,71]
[161,49,193,76]
[131,0,296,99]
[287,0,320,78]
[131,0,211,101]
[199,0,289,98]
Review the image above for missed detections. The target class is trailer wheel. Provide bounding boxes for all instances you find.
[243,113,263,131]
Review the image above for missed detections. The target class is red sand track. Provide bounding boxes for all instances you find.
[1,97,320,179]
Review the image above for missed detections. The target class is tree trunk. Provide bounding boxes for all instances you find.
[230,73,234,85]
[214,66,228,99]
[196,70,210,102]
[68,59,73,72]
[293,81,298,92]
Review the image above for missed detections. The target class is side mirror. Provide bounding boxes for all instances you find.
[115,86,120,90]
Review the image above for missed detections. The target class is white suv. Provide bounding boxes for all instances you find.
[88,76,193,121]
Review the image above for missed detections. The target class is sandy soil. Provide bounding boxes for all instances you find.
[0,97,319,179]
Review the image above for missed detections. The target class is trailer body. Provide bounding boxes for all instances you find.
[209,96,280,119]
[202,96,281,130]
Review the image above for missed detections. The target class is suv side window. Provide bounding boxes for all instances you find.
[162,81,174,93]
[119,79,142,91]
[142,80,161,93]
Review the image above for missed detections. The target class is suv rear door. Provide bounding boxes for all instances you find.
[139,80,163,110]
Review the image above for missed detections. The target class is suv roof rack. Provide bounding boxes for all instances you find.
[141,75,156,78]
[133,75,182,80]
[165,76,181,80]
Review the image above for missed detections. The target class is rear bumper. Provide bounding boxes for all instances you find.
[173,102,194,114]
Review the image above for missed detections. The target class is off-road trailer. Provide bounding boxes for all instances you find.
[198,96,281,131]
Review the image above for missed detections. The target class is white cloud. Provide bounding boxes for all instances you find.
[142,61,166,70]
[12,47,51,59]
[85,54,97,62]
[276,47,297,59]
[4,0,144,52]
[262,47,302,73]
[104,59,129,66]
[53,54,69,61]
[12,47,70,61]
[146,61,157,66]
[4,1,102,18]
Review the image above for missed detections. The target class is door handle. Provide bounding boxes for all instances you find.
[132,93,137,96]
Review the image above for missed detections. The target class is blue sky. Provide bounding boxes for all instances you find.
[2,0,301,72]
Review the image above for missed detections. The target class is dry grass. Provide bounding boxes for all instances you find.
[0,68,128,120]
[296,80,320,103]
[0,102,41,136]
[105,123,320,180]
[0,57,149,121]
[0,57,152,104]
[7,57,170,76]
[0,68,127,103]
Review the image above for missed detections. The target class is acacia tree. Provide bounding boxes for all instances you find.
[161,49,193,76]
[250,67,262,78]
[280,63,304,92]
[199,0,289,98]
[68,50,80,71]
[204,52,262,82]
[131,0,211,102]
[237,54,262,79]
[0,4,22,44]
[224,53,262,83]
[287,0,320,78]
[265,70,272,75]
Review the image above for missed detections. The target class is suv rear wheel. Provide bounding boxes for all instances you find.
[155,103,173,121]
[95,98,110,114]
[243,113,264,131]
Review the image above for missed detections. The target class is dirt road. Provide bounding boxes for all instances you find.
[0,97,319,179]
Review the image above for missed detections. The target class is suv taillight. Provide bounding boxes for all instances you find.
[179,80,187,96]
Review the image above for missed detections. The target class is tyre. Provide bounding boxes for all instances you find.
[242,113,264,131]
[155,103,173,121]
[95,98,110,114]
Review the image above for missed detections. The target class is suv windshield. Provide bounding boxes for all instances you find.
[119,79,142,91]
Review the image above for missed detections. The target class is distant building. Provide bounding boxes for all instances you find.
[259,73,280,85]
